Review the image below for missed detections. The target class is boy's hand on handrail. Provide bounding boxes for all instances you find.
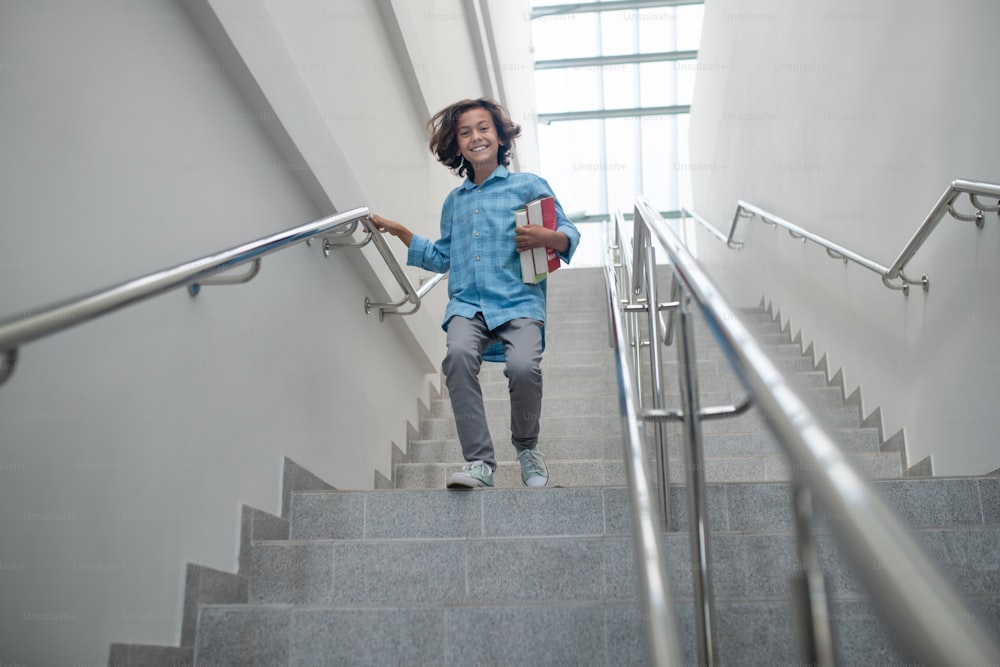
[370,213,413,247]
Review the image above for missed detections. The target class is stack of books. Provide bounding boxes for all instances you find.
[516,196,561,284]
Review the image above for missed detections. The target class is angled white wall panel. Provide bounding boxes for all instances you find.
[689,0,1000,475]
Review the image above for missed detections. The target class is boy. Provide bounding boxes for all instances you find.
[371,98,579,489]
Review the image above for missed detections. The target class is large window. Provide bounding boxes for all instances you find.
[530,1,704,219]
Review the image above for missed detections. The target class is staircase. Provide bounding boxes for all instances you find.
[135,266,998,665]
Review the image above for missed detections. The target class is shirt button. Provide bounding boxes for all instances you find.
[475,256,481,261]
[474,231,480,237]
[474,209,480,214]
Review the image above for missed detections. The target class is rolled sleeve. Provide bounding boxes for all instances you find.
[550,196,580,265]
[407,234,450,274]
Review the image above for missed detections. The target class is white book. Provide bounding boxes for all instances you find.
[515,208,547,284]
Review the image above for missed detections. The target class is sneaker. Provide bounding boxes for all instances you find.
[518,447,549,487]
[446,461,495,489]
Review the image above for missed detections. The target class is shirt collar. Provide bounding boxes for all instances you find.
[463,164,509,190]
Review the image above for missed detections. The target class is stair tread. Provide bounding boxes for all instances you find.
[241,527,1000,609]
[193,595,997,667]
[283,477,1000,540]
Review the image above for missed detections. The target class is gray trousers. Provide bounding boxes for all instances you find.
[442,314,543,470]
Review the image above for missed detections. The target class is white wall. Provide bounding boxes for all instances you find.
[0,0,532,662]
[689,0,1000,475]
[485,0,542,173]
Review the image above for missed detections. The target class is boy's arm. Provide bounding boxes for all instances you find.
[370,213,413,247]
[372,212,451,273]
[514,224,569,253]
[515,177,580,262]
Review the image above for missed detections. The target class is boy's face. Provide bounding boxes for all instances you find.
[456,107,502,174]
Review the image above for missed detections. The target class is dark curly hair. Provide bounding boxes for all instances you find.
[427,98,521,180]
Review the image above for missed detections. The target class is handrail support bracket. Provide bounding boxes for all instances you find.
[0,348,18,387]
[187,258,262,297]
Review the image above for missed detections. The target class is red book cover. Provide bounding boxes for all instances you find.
[526,197,561,273]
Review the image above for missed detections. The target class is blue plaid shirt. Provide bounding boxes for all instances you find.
[408,165,580,335]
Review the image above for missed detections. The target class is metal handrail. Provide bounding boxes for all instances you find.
[361,216,444,320]
[686,178,1000,294]
[320,215,448,320]
[0,207,443,386]
[634,194,1000,666]
[609,211,673,531]
[603,260,683,667]
[681,207,727,244]
[610,207,718,664]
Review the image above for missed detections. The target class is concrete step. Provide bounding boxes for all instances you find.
[418,412,622,441]
[392,448,900,489]
[542,324,799,360]
[470,368,830,398]
[430,394,621,419]
[242,526,1000,608]
[442,376,838,406]
[418,401,863,443]
[482,334,818,380]
[394,458,625,489]
[289,477,1000,542]
[406,434,625,464]
[194,595,994,666]
[406,424,880,467]
[698,404,863,433]
[193,601,644,666]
